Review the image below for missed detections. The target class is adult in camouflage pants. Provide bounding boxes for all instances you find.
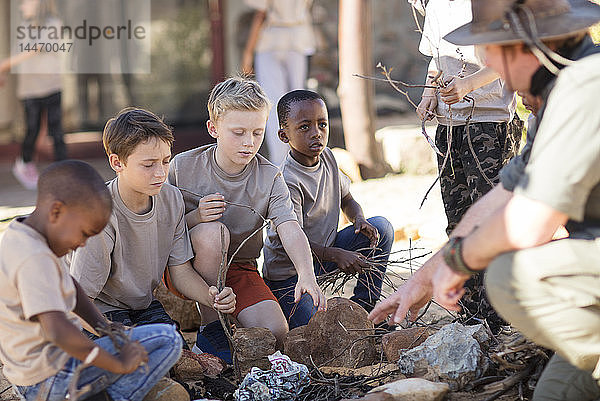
[435,117,522,235]
[435,117,522,332]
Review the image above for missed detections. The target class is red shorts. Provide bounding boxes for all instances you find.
[163,262,277,318]
[226,262,278,318]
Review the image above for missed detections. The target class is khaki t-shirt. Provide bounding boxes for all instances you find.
[514,53,600,233]
[0,219,80,386]
[69,178,193,313]
[244,0,315,55]
[168,144,298,263]
[16,17,62,99]
[263,148,351,280]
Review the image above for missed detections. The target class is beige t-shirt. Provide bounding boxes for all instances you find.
[16,17,63,99]
[419,0,515,125]
[69,178,193,313]
[245,0,315,55]
[514,53,600,229]
[0,219,80,386]
[263,148,351,281]
[168,144,298,264]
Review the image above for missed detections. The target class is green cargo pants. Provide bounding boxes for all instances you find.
[485,238,600,400]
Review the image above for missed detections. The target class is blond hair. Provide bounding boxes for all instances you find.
[207,76,271,122]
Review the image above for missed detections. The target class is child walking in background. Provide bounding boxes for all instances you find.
[0,160,181,401]
[0,0,66,189]
[168,77,325,359]
[263,90,394,329]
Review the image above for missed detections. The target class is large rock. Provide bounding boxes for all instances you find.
[285,297,378,368]
[143,377,190,401]
[283,326,310,366]
[397,323,490,390]
[233,327,277,376]
[367,378,450,401]
[153,281,201,331]
[382,327,436,362]
[171,349,226,381]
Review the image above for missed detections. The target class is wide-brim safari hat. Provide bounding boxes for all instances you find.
[444,0,600,46]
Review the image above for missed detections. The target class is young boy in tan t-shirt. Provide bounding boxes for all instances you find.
[69,108,235,333]
[168,77,325,358]
[263,90,394,329]
[0,160,181,401]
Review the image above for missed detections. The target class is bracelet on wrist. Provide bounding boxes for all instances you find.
[442,237,479,276]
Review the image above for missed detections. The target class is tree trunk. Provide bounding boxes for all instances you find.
[338,0,389,179]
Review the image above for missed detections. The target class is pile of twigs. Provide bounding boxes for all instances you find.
[461,326,550,400]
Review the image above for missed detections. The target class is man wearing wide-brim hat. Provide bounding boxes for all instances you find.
[370,0,600,398]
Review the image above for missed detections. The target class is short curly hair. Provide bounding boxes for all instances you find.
[277,90,325,129]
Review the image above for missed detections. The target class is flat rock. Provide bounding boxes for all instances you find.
[171,349,226,381]
[143,377,190,401]
[153,281,201,331]
[233,327,277,376]
[367,378,449,401]
[382,327,436,362]
[397,323,489,390]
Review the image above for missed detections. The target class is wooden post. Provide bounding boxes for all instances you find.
[338,0,389,179]
[208,0,226,85]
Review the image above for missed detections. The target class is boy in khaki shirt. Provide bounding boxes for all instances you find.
[70,108,235,332]
[263,90,394,328]
[169,77,325,357]
[0,160,181,401]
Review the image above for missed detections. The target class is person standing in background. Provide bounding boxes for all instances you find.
[242,0,316,167]
[0,0,66,190]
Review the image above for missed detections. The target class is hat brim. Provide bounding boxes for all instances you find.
[444,3,600,46]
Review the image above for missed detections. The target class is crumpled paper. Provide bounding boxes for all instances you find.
[234,351,310,401]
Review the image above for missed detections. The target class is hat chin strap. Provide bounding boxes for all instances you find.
[506,2,574,75]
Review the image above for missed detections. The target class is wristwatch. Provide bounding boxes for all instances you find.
[442,236,479,276]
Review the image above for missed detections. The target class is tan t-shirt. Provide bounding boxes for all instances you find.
[263,148,351,280]
[0,219,80,386]
[69,178,193,313]
[244,0,315,55]
[16,17,63,99]
[168,144,298,263]
[514,53,600,229]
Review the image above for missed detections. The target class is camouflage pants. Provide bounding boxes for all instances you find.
[435,118,522,333]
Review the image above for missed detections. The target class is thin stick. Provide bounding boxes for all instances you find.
[215,225,240,381]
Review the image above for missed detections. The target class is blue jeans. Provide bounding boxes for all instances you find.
[15,324,182,401]
[265,216,393,329]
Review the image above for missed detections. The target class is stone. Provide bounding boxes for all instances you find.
[153,281,201,331]
[321,363,405,386]
[302,297,378,368]
[233,327,277,376]
[367,378,450,401]
[143,377,190,401]
[382,327,436,362]
[283,325,311,366]
[171,349,226,381]
[331,147,362,182]
[397,323,490,390]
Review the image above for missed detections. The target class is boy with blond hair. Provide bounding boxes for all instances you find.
[0,160,181,401]
[70,108,235,331]
[263,90,394,328]
[168,77,325,357]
